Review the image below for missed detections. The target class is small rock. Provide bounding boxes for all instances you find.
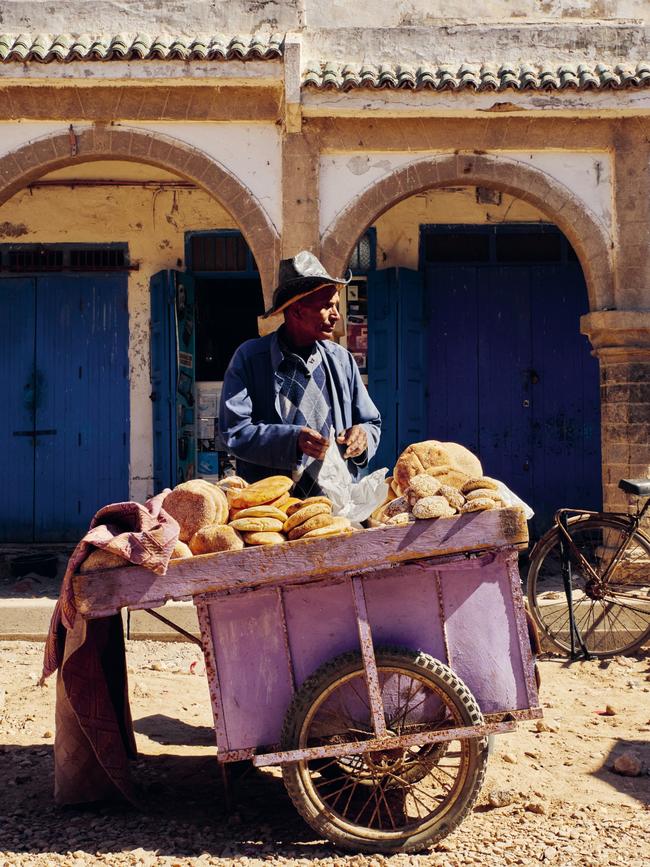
[525,801,547,815]
[604,705,617,716]
[150,661,165,671]
[0,688,5,711]
[42,730,53,739]
[502,752,518,764]
[488,788,518,808]
[612,752,643,777]
[543,846,558,860]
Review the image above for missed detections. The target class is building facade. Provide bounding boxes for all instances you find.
[1,1,649,541]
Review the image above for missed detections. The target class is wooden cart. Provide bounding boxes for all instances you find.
[74,507,541,854]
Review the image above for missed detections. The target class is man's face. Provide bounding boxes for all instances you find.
[290,285,341,343]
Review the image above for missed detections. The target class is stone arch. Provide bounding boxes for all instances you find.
[321,153,614,310]
[0,125,280,294]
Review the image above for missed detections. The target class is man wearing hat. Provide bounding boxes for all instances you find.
[219,251,381,497]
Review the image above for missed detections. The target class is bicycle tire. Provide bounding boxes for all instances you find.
[281,648,487,854]
[527,516,650,657]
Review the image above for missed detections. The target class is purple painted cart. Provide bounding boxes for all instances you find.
[74,507,541,854]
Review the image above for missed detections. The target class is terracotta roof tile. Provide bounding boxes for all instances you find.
[0,33,283,62]
[303,62,650,91]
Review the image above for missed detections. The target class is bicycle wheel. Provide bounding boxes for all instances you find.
[527,517,650,656]
[281,648,487,854]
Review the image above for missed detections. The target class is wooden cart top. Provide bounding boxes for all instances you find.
[73,507,528,619]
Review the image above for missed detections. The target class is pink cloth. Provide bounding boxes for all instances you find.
[42,490,179,679]
[41,492,180,805]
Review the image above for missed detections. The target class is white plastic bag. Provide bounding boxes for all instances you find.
[494,481,534,520]
[317,432,389,524]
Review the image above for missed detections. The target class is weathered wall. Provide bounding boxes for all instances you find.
[1,0,647,32]
[0,160,238,502]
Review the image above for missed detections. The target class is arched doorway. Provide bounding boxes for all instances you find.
[325,160,610,534]
[0,131,278,541]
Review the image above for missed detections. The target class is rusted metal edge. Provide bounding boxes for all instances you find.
[195,602,230,753]
[351,575,386,738]
[251,719,517,767]
[434,569,452,668]
[484,707,544,723]
[505,553,540,711]
[276,586,296,692]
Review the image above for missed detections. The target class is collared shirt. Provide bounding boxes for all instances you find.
[219,331,382,485]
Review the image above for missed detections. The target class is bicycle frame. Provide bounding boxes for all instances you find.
[552,498,650,660]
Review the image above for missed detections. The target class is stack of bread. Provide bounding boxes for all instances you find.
[371,440,506,525]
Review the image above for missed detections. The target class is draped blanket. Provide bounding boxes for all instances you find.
[41,492,179,805]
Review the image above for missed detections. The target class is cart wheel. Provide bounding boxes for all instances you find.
[281,648,488,854]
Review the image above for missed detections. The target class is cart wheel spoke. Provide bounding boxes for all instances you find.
[282,648,488,854]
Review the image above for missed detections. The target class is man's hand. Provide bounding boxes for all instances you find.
[336,425,367,459]
[298,427,330,461]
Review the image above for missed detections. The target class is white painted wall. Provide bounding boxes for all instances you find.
[126,122,282,231]
[319,151,613,237]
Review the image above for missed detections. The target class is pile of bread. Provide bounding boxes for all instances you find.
[158,474,353,559]
[371,440,506,526]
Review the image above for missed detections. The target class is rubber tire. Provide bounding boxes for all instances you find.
[281,648,488,854]
[527,516,650,657]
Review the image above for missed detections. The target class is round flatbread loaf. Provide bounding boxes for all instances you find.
[386,512,415,526]
[438,484,466,511]
[286,496,332,516]
[192,480,229,524]
[283,503,331,533]
[406,473,442,505]
[269,491,291,510]
[79,548,130,573]
[171,540,193,560]
[243,531,286,546]
[465,488,506,506]
[428,468,470,490]
[228,476,293,509]
[189,524,244,554]
[441,442,482,479]
[217,476,247,492]
[287,512,336,540]
[277,496,302,514]
[229,516,284,533]
[232,505,287,521]
[460,497,498,513]
[393,441,451,495]
[163,485,217,542]
[461,477,500,495]
[302,517,352,538]
[412,496,455,520]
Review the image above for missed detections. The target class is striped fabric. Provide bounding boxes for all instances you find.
[277,345,332,497]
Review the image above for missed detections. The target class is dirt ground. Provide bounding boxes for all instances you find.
[0,640,648,867]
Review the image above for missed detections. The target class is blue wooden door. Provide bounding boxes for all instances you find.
[368,268,426,470]
[424,251,600,533]
[0,274,129,542]
[0,278,37,540]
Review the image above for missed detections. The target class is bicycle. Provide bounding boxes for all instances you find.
[526,478,650,658]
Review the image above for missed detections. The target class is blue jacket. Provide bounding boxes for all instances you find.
[219,332,381,484]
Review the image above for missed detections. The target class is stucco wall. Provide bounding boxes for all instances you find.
[0,160,238,502]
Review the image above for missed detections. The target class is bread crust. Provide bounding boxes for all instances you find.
[283,503,331,533]
[163,486,217,542]
[171,540,193,560]
[243,531,286,545]
[231,505,287,521]
[229,516,284,532]
[460,477,500,495]
[287,512,336,540]
[460,497,498,513]
[228,475,293,509]
[79,548,130,573]
[286,496,332,516]
[412,496,456,519]
[189,524,244,554]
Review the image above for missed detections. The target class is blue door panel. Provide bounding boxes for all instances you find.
[477,267,533,505]
[34,274,129,542]
[0,278,36,542]
[150,270,177,493]
[426,266,480,451]
[530,264,601,526]
[367,269,398,471]
[398,269,428,455]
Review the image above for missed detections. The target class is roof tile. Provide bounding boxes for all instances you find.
[0,33,283,62]
[303,62,650,92]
